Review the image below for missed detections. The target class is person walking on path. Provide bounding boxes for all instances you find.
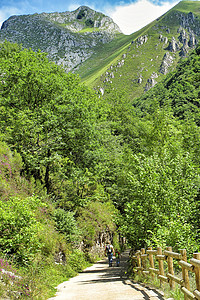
[115,248,121,267]
[105,241,114,267]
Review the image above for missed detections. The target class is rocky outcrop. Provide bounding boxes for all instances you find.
[159,52,174,75]
[145,72,158,91]
[177,26,197,57]
[159,34,168,44]
[188,32,197,47]
[137,35,148,45]
[0,6,121,72]
[175,11,200,36]
[168,37,179,52]
[100,54,126,85]
[181,12,195,28]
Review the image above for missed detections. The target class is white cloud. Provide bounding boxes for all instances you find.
[0,6,21,28]
[107,0,179,34]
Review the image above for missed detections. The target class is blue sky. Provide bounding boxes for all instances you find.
[0,0,181,34]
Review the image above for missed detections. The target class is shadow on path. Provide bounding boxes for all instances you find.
[79,249,165,300]
[48,249,166,300]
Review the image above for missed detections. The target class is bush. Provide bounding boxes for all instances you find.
[146,218,199,255]
[78,200,118,247]
[0,196,47,264]
[85,19,94,27]
[53,208,81,245]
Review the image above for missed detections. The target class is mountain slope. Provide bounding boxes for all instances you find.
[134,44,200,124]
[0,1,200,101]
[79,1,200,100]
[0,6,121,72]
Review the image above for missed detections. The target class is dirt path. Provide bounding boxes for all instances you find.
[48,250,165,300]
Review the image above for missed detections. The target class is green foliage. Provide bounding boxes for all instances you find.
[85,19,94,27]
[1,36,200,299]
[78,201,118,247]
[53,208,81,244]
[67,249,89,272]
[149,219,199,254]
[134,45,200,125]
[0,41,103,194]
[0,249,89,299]
[120,150,199,249]
[0,140,30,198]
[0,196,46,264]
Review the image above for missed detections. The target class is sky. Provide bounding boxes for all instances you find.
[0,0,182,35]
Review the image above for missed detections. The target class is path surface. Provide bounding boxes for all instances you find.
[48,250,165,300]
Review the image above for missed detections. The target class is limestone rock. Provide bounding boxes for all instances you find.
[137,35,148,45]
[99,87,104,96]
[145,73,158,91]
[159,34,168,44]
[159,52,173,75]
[168,37,179,52]
[188,32,197,47]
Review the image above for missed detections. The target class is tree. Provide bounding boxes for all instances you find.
[120,150,199,249]
[0,41,101,193]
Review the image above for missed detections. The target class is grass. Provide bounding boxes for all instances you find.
[0,250,92,300]
[128,254,197,300]
[76,22,157,86]
[130,270,196,300]
[76,0,200,102]
[78,27,100,33]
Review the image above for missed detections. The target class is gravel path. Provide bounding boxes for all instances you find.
[48,250,165,300]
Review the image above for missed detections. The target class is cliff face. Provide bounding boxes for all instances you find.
[0,6,122,72]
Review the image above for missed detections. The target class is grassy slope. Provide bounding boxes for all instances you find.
[76,1,200,100]
[76,22,155,85]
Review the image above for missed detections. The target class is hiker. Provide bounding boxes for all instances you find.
[105,242,114,267]
[115,249,121,267]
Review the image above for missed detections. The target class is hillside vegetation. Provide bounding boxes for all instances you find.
[0,41,119,299]
[0,19,200,300]
[80,1,200,101]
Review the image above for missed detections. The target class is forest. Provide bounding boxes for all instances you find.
[0,40,200,299]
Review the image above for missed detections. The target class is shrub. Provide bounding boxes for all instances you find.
[85,19,94,27]
[78,200,118,247]
[0,196,47,264]
[146,219,199,255]
[53,208,81,245]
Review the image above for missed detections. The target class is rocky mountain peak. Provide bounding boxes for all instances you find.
[0,6,122,72]
[35,6,121,33]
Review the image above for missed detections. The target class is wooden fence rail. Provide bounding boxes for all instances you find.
[130,247,200,300]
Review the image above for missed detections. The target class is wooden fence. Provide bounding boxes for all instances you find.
[130,247,200,300]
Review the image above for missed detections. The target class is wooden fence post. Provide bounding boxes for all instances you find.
[157,247,164,285]
[166,246,175,289]
[141,248,146,271]
[180,249,190,300]
[193,253,200,292]
[136,250,141,274]
[148,247,155,279]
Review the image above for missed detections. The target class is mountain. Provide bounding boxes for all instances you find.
[0,1,200,100]
[0,6,121,72]
[81,1,200,100]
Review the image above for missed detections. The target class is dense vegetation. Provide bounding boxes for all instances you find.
[0,40,200,298]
